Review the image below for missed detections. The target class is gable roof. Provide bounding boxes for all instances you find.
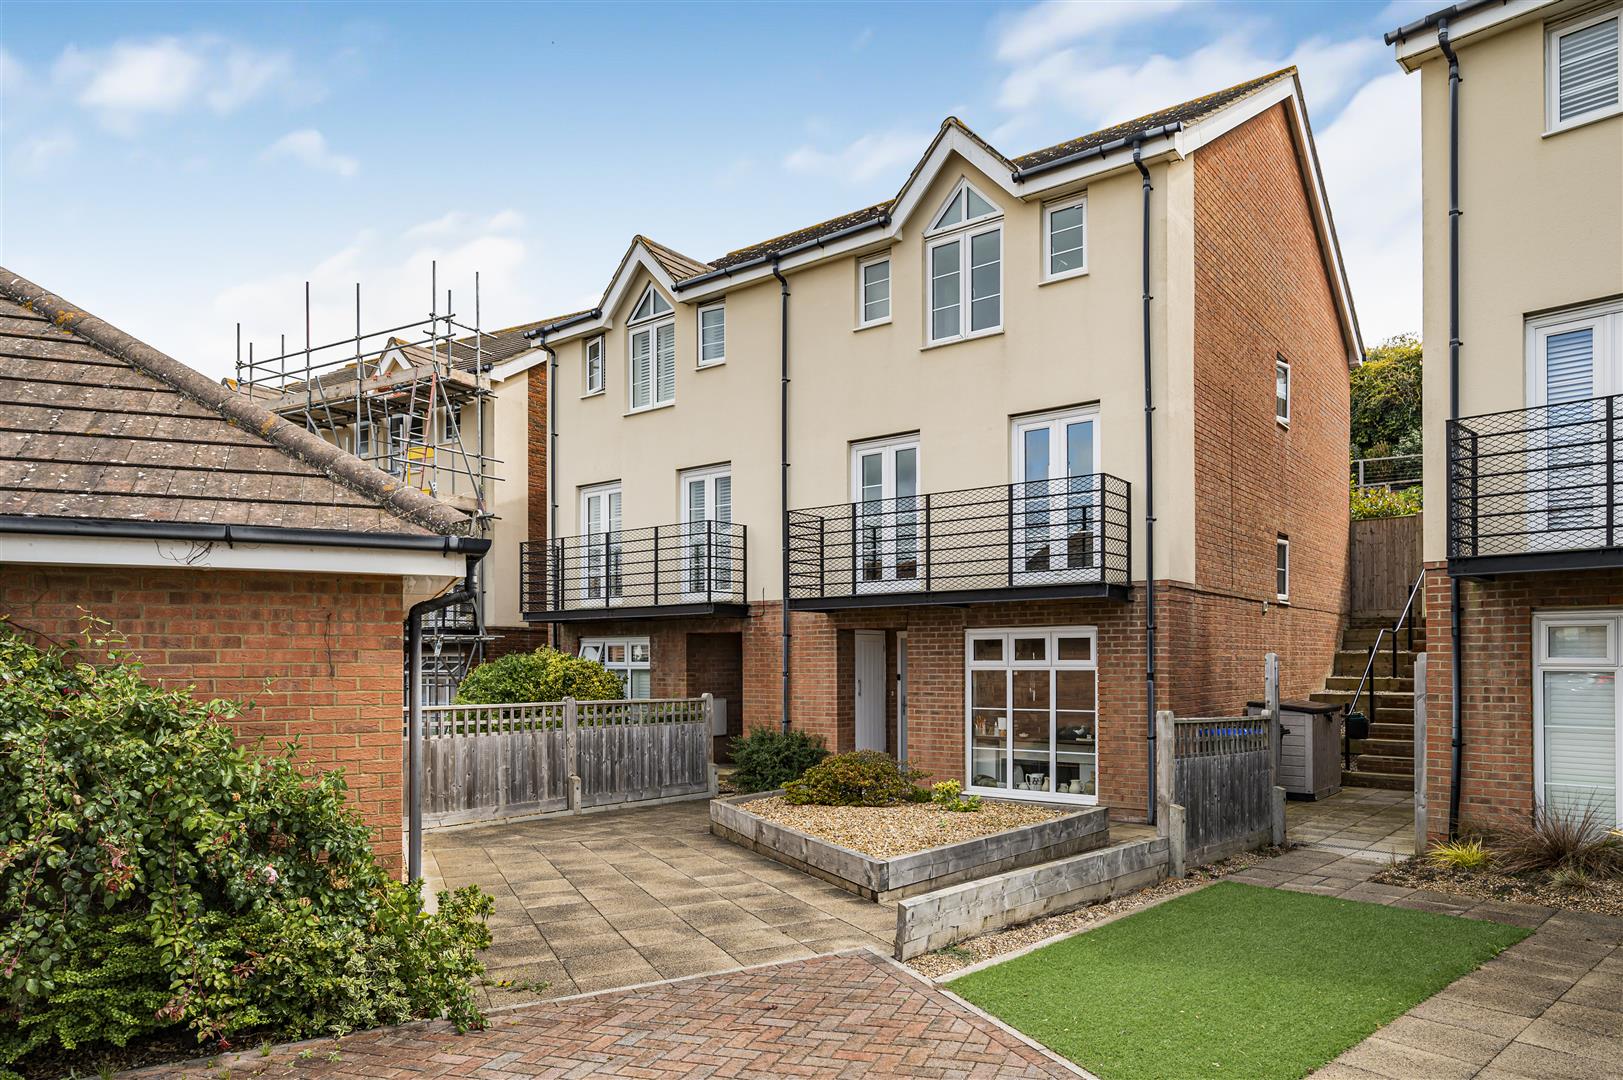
[0,268,477,537]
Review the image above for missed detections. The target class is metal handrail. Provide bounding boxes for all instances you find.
[1344,569,1426,769]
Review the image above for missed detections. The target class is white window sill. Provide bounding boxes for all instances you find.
[581,389,605,399]
[624,401,676,417]
[1275,597,1290,606]
[696,360,725,370]
[1039,267,1089,286]
[855,317,893,332]
[1544,105,1623,137]
[1277,417,1290,430]
[965,785,1099,807]
[921,328,1004,352]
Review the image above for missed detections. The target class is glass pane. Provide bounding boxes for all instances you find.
[1550,624,1610,659]
[1055,710,1096,796]
[629,642,650,663]
[895,448,917,498]
[1014,636,1046,662]
[971,668,1005,708]
[1065,420,1093,477]
[970,668,1007,789]
[969,230,1000,332]
[701,308,725,362]
[1057,636,1092,662]
[1012,669,1050,793]
[655,322,676,402]
[1559,17,1620,122]
[972,638,1003,662]
[930,241,961,340]
[861,453,883,499]
[1049,204,1085,275]
[1055,668,1095,712]
[628,669,651,699]
[687,479,706,520]
[631,329,651,409]
[650,290,671,315]
[933,193,964,231]
[863,260,889,288]
[1542,670,1618,826]
[965,186,996,218]
[1023,427,1050,482]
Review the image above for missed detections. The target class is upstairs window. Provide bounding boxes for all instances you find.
[628,285,675,411]
[698,302,726,366]
[1276,535,1290,602]
[925,179,1003,346]
[1044,194,1087,280]
[585,335,604,395]
[1548,9,1620,130]
[859,254,891,327]
[1276,354,1292,426]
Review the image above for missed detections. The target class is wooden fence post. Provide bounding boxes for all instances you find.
[564,696,581,814]
[1271,785,1287,848]
[1264,651,1281,788]
[1155,710,1175,830]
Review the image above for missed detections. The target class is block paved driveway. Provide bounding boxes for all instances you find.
[423,799,895,1006]
[131,950,1081,1079]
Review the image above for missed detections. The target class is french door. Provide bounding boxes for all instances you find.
[965,628,1098,803]
[580,485,622,603]
[1013,409,1100,583]
[1529,304,1623,542]
[1534,613,1621,829]
[852,437,920,591]
[681,466,731,597]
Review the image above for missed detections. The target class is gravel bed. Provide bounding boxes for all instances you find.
[905,847,1284,979]
[740,796,1065,858]
[1373,858,1623,916]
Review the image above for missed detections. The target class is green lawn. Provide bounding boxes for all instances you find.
[947,882,1528,1080]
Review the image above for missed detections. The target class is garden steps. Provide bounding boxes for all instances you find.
[1316,613,1426,794]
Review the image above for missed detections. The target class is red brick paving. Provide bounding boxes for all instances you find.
[125,950,1081,1078]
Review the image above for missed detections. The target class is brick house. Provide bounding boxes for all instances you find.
[510,69,1361,821]
[1386,1,1623,836]
[0,269,489,871]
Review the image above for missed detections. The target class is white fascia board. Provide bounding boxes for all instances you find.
[0,533,468,579]
[1393,1,1556,70]
[1173,79,1296,156]
[490,347,548,383]
[546,245,682,348]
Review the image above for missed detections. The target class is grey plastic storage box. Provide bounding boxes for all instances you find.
[1247,699,1343,800]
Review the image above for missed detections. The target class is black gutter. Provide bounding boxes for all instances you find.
[536,326,563,651]
[674,215,892,292]
[1011,123,1182,183]
[407,555,482,883]
[1438,19,1467,840]
[522,309,602,341]
[773,258,792,734]
[1384,0,1502,45]
[0,514,490,555]
[1132,142,1159,827]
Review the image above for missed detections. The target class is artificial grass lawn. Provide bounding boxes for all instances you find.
[948,882,1528,1080]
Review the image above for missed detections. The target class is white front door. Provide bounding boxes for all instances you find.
[680,466,731,597]
[1529,305,1623,538]
[580,485,622,603]
[1013,409,1101,583]
[852,437,921,591]
[855,630,886,752]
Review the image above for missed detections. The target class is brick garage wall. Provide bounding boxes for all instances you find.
[1191,101,1351,702]
[1,565,409,872]
[1420,563,1623,836]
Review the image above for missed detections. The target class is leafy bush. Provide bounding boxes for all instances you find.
[782,750,925,807]
[1351,333,1422,459]
[454,647,622,704]
[0,623,493,1069]
[1487,802,1623,879]
[1427,839,1490,872]
[730,727,827,794]
[931,780,981,813]
[1350,483,1423,520]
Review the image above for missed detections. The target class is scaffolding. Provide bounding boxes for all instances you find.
[230,264,498,702]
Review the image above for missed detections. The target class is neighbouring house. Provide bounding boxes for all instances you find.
[1387,1,1623,837]
[511,67,1361,820]
[0,268,488,871]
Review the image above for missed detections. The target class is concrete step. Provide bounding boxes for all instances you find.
[1309,689,1414,718]
[1325,674,1414,694]
[1350,738,1414,758]
[1351,753,1416,777]
[1340,769,1413,791]
[1370,722,1416,741]
[1333,650,1418,678]
[1341,626,1427,651]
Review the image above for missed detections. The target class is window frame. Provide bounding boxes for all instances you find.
[1276,535,1290,603]
[926,221,1004,347]
[697,302,726,368]
[578,636,651,699]
[583,335,605,396]
[1042,193,1089,283]
[626,287,677,414]
[857,253,892,329]
[1545,6,1622,134]
[1276,354,1292,427]
[1531,610,1623,829]
[1526,299,1623,406]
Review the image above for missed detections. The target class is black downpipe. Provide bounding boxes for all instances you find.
[407,555,482,884]
[773,260,792,733]
[1439,20,1466,839]
[538,329,562,651]
[1133,143,1159,825]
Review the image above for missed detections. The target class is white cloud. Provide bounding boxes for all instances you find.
[784,129,929,184]
[14,132,77,174]
[995,0,1186,63]
[262,129,358,178]
[50,35,296,133]
[406,209,524,238]
[206,45,291,113]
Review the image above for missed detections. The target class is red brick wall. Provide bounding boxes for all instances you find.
[1,565,409,871]
[527,358,548,547]
[482,625,551,662]
[1191,101,1351,697]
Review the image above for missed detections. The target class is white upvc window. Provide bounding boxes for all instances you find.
[858,254,891,327]
[440,402,460,445]
[1276,535,1290,602]
[965,626,1099,804]
[1276,354,1292,426]
[354,420,375,463]
[1533,612,1622,829]
[584,335,604,395]
[579,637,651,699]
[1043,194,1087,281]
[1547,7,1621,132]
[851,434,922,591]
[924,178,1003,345]
[698,302,726,367]
[627,285,675,412]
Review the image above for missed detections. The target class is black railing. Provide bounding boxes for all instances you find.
[521,521,747,618]
[787,473,1131,604]
[1449,394,1623,562]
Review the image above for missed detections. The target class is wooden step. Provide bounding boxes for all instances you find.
[1333,650,1417,678]
[1340,769,1413,791]
[1325,674,1414,694]
[1341,626,1427,651]
[1351,753,1415,776]
[1350,738,1414,758]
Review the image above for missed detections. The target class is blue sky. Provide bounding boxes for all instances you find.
[2,1,1434,379]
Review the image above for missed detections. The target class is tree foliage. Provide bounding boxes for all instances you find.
[453,647,623,705]
[1351,334,1423,459]
[0,622,493,1072]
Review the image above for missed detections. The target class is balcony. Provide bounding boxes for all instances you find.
[787,473,1131,610]
[1449,394,1623,575]
[521,521,747,621]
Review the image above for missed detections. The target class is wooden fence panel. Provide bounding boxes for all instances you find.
[1350,513,1423,614]
[1171,716,1274,863]
[577,699,711,808]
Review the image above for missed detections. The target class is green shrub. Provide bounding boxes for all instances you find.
[1350,483,1423,520]
[0,622,493,1069]
[931,779,982,813]
[1427,838,1490,872]
[729,727,827,794]
[454,647,622,704]
[782,750,925,807]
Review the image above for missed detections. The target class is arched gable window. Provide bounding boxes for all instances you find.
[627,284,676,411]
[923,179,1003,345]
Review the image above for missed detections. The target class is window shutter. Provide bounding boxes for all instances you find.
[716,474,731,524]
[631,329,652,409]
[1546,328,1595,403]
[1559,17,1620,122]
[656,322,676,403]
[608,490,621,533]
[1541,669,1618,825]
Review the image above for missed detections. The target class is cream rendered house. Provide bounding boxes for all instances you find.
[509,69,1361,819]
[1387,0,1623,836]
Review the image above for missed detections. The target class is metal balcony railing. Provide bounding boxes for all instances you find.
[787,473,1131,608]
[521,521,747,619]
[1449,394,1623,567]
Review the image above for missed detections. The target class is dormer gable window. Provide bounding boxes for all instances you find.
[627,284,675,411]
[925,178,1001,236]
[630,284,673,324]
[924,178,1004,345]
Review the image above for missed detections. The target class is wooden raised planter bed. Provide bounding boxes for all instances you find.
[710,791,1110,902]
